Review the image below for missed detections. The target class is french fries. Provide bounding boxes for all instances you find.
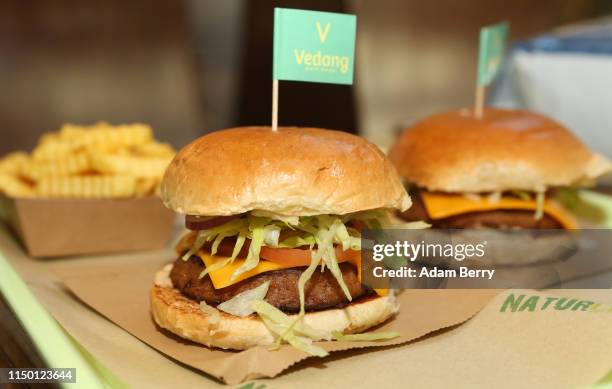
[89,152,173,178]
[0,122,175,198]
[36,175,137,198]
[32,123,153,161]
[129,142,175,158]
[0,152,29,174]
[0,173,34,198]
[135,177,161,197]
[21,152,91,181]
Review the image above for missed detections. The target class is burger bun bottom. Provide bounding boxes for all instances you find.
[150,264,399,350]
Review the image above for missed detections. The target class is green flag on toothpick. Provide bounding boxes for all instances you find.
[273,8,357,85]
[477,21,509,86]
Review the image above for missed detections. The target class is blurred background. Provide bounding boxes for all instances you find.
[1,0,611,154]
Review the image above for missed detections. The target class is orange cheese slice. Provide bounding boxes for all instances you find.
[201,252,285,289]
[200,251,388,296]
[420,192,578,229]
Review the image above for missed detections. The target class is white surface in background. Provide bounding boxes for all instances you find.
[509,52,612,160]
[491,50,612,185]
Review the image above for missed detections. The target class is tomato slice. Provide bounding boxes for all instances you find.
[260,246,360,267]
[259,247,311,266]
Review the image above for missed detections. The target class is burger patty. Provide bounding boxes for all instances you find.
[433,209,562,229]
[170,256,372,312]
[399,191,563,229]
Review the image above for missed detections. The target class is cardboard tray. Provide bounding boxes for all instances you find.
[0,195,175,257]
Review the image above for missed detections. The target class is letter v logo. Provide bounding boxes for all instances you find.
[316,21,331,43]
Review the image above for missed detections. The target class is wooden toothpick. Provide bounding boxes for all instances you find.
[272,79,279,132]
[474,84,485,119]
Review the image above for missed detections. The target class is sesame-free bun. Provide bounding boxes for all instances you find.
[150,265,399,350]
[161,127,410,216]
[389,108,611,193]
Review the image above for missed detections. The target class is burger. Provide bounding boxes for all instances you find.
[389,108,611,230]
[151,127,411,355]
[388,108,612,270]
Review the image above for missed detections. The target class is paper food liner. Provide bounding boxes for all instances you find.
[60,258,499,385]
[249,289,612,389]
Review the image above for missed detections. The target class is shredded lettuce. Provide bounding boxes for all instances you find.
[179,209,415,356]
[251,301,329,339]
[232,231,247,259]
[181,209,403,294]
[217,281,270,317]
[534,191,545,220]
[293,218,318,235]
[291,215,356,317]
[463,193,481,202]
[393,220,431,230]
[510,190,532,201]
[556,187,580,210]
[331,330,400,342]
[198,228,248,279]
[210,233,229,256]
[260,316,328,357]
[181,208,410,356]
[486,191,502,204]
[182,230,207,260]
[334,219,352,251]
[250,210,299,226]
[183,211,371,282]
[231,217,268,281]
[182,218,248,261]
[278,235,316,247]
[251,300,329,356]
[318,217,352,300]
[199,301,220,326]
[199,257,232,279]
[263,225,281,247]
[463,190,550,221]
[298,248,323,315]
[342,209,388,225]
